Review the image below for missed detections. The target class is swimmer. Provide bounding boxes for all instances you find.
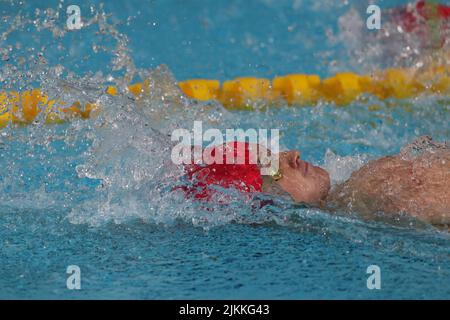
[182,136,450,227]
[391,0,450,34]
[341,1,450,68]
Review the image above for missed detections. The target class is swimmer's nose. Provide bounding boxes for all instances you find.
[287,150,301,169]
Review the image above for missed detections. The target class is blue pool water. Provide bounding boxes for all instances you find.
[0,0,449,299]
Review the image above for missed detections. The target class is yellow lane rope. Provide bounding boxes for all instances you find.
[179,66,450,108]
[1,66,449,128]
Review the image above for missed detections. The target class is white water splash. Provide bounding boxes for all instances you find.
[323,149,370,186]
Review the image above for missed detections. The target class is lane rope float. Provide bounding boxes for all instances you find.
[1,66,449,128]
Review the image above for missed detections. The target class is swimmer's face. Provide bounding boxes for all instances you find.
[274,150,330,205]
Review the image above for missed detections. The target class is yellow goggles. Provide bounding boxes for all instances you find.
[270,168,283,181]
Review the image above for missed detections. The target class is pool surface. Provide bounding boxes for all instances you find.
[0,0,449,299]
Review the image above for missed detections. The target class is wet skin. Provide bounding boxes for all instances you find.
[326,149,450,225]
[270,141,450,226]
[272,150,331,205]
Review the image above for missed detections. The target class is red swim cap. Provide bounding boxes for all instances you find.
[394,1,450,33]
[417,0,450,20]
[183,141,263,200]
